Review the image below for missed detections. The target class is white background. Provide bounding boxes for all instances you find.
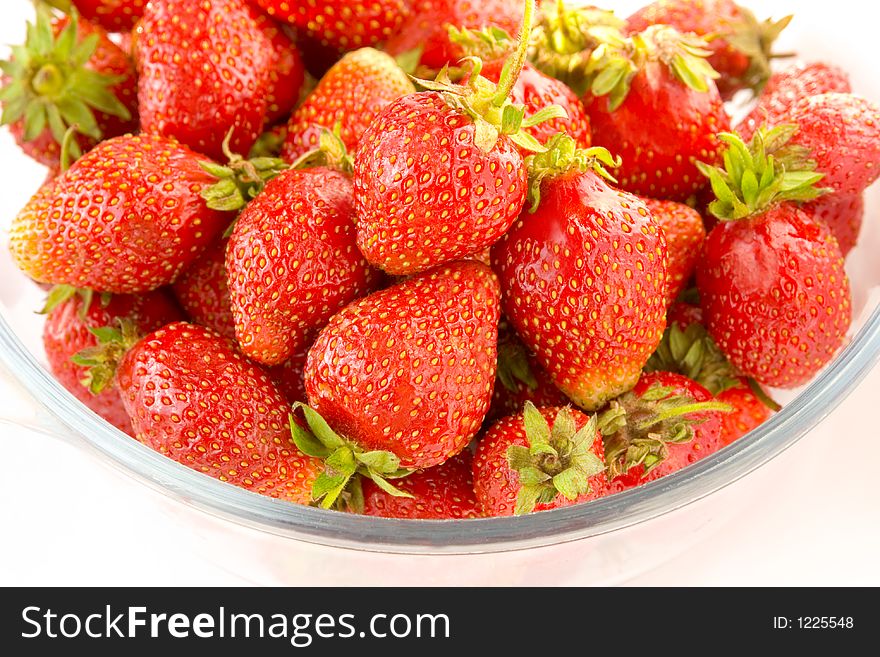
[1,0,879,586]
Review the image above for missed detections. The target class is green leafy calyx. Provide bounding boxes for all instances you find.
[722,8,793,96]
[70,318,140,395]
[497,341,538,393]
[644,322,740,396]
[696,126,828,221]
[290,403,414,512]
[0,8,131,163]
[506,402,605,515]
[289,124,354,175]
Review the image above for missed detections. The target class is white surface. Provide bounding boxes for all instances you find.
[1,0,879,586]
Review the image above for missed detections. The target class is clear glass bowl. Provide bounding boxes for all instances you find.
[1,0,879,561]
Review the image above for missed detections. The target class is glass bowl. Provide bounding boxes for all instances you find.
[1,0,879,571]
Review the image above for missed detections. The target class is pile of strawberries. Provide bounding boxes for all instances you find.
[3,0,879,520]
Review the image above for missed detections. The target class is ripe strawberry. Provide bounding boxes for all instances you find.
[0,10,137,168]
[696,129,852,388]
[716,377,771,445]
[290,261,500,507]
[172,238,236,340]
[9,133,230,294]
[110,322,323,504]
[247,7,306,126]
[43,287,182,434]
[641,198,705,306]
[281,48,414,163]
[362,452,481,519]
[582,25,729,201]
[802,192,863,257]
[473,403,610,516]
[134,0,274,160]
[252,0,407,52]
[666,299,703,329]
[602,371,730,490]
[385,0,524,70]
[68,1,147,32]
[489,323,569,422]
[737,62,852,141]
[625,0,791,99]
[227,144,381,367]
[491,133,668,410]
[269,343,310,405]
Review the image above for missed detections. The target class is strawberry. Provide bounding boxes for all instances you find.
[42,287,182,434]
[269,343,310,406]
[625,0,791,99]
[251,0,407,52]
[172,238,236,340]
[226,136,381,367]
[489,323,569,422]
[737,62,852,141]
[666,299,703,329]
[281,48,414,163]
[9,133,230,294]
[716,377,771,445]
[108,322,323,504]
[641,198,705,306]
[473,403,610,516]
[802,192,863,257]
[290,261,500,508]
[385,0,524,70]
[134,0,274,160]
[601,371,730,490]
[491,133,668,410]
[354,2,559,275]
[67,1,147,32]
[696,129,852,388]
[247,7,306,126]
[0,10,137,169]
[582,25,729,201]
[362,451,481,519]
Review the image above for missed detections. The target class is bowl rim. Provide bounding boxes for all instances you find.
[1,303,878,555]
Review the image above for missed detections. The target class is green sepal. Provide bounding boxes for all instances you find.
[746,378,782,413]
[722,9,793,96]
[394,46,424,76]
[507,402,605,515]
[448,25,514,63]
[69,317,140,395]
[290,124,354,174]
[496,341,538,393]
[645,322,740,396]
[290,403,415,510]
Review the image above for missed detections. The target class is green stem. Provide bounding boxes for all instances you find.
[491,0,535,106]
[636,401,733,431]
[59,124,79,172]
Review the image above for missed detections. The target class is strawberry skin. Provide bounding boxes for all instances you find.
[281,48,415,163]
[172,238,236,341]
[491,169,668,411]
[269,343,311,406]
[385,0,524,70]
[641,198,706,306]
[354,92,527,275]
[802,192,863,257]
[252,0,407,52]
[43,289,183,435]
[247,7,306,126]
[697,204,851,388]
[72,0,147,32]
[117,322,323,504]
[585,60,729,201]
[134,0,274,160]
[9,134,230,294]
[716,377,770,445]
[737,62,852,141]
[227,167,381,366]
[362,452,481,519]
[304,261,500,470]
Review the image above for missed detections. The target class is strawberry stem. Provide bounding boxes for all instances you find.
[490,0,535,107]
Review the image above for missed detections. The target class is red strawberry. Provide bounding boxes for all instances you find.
[602,371,730,490]
[252,0,407,52]
[737,62,852,141]
[1,11,137,168]
[227,151,381,366]
[134,0,274,160]
[385,0,524,70]
[583,26,729,201]
[489,323,569,422]
[641,198,705,306]
[785,93,880,196]
[362,452,481,519]
[625,0,791,99]
[111,322,323,504]
[716,377,771,445]
[290,261,500,508]
[70,0,147,32]
[172,238,236,340]
[802,192,863,257]
[491,134,668,410]
[667,300,704,329]
[269,343,310,406]
[696,129,852,388]
[247,8,306,126]
[9,133,230,294]
[43,287,182,434]
[473,403,610,516]
[281,48,414,163]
